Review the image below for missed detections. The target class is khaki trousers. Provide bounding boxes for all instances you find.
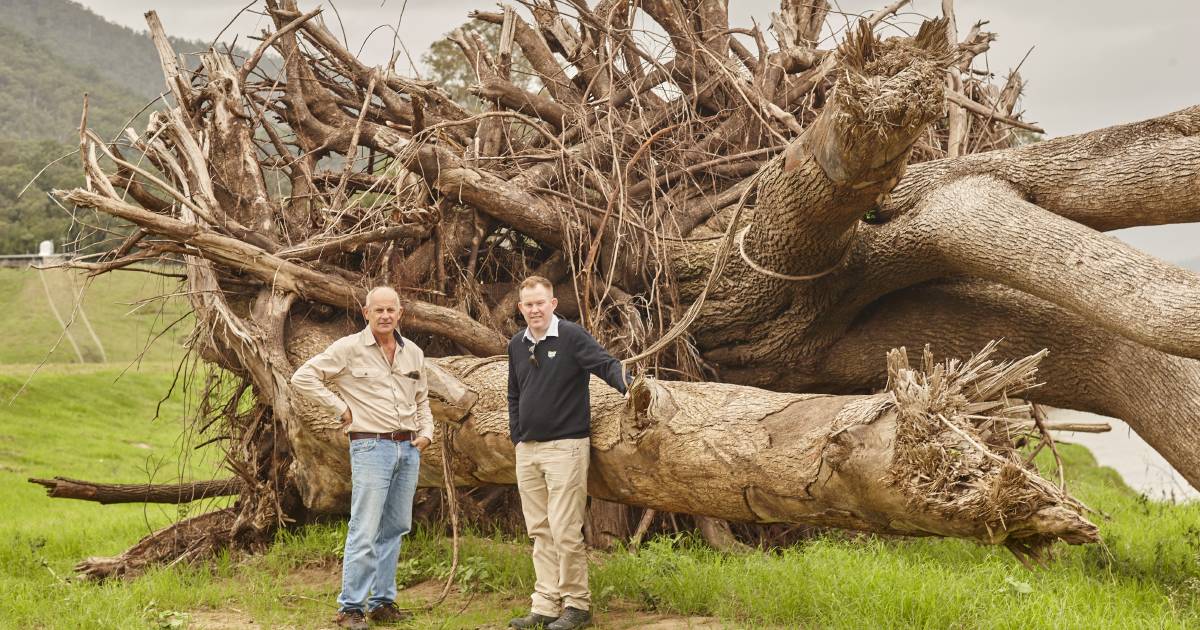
[514,437,590,615]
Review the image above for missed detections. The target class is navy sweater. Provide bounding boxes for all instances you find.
[507,319,628,444]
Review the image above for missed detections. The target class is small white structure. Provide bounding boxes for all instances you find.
[38,240,54,257]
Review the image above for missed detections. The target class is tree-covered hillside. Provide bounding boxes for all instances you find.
[0,140,86,254]
[0,0,248,254]
[0,15,149,253]
[0,22,148,143]
[1,0,225,101]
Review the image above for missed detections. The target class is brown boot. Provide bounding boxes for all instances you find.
[368,602,411,625]
[333,609,368,630]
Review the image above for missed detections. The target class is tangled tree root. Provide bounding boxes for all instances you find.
[74,508,238,581]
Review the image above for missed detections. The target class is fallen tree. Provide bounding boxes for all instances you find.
[431,345,1100,566]
[41,0,1199,577]
[68,338,1099,578]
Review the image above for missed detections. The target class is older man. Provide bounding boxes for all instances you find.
[291,286,433,629]
[506,276,629,630]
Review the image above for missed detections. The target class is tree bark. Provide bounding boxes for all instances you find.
[819,279,1200,491]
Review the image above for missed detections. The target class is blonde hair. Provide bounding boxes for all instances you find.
[518,276,554,295]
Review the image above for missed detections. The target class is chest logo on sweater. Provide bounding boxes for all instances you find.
[547,351,557,358]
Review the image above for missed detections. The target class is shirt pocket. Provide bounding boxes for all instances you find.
[351,367,383,379]
[391,368,419,404]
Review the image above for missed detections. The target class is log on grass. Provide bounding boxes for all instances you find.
[28,477,242,504]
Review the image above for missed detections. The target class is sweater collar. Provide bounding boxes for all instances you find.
[523,314,560,344]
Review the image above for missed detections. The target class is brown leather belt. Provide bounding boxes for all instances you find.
[348,430,413,442]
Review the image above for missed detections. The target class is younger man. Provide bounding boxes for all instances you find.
[506,276,629,630]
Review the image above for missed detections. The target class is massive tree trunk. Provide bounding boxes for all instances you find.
[285,317,1097,549]
[48,0,1199,576]
[71,334,1100,578]
[425,348,1098,561]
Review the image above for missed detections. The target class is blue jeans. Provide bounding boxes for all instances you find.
[337,438,421,613]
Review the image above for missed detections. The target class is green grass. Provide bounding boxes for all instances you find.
[592,446,1200,629]
[0,267,189,365]
[3,364,1198,630]
[0,364,232,629]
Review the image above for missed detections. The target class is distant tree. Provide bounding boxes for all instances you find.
[422,20,536,111]
[0,141,129,254]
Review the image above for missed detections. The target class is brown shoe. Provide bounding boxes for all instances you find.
[368,602,411,625]
[334,609,369,630]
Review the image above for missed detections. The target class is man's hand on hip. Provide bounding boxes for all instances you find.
[339,408,353,433]
[413,436,431,452]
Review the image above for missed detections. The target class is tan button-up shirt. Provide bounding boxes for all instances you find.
[290,327,434,441]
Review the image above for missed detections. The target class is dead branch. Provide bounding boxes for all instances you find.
[29,477,242,505]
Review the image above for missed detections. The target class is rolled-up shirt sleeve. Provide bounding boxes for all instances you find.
[290,342,349,420]
[415,357,435,442]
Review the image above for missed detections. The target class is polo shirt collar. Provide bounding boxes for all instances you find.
[523,314,560,343]
[361,327,405,347]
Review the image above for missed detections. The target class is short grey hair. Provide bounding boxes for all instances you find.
[364,286,400,308]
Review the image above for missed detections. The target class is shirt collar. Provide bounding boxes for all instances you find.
[523,314,560,343]
[361,327,405,348]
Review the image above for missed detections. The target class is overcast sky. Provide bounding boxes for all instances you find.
[73,0,1199,262]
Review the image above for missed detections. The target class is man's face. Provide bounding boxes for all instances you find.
[517,284,557,333]
[363,292,402,338]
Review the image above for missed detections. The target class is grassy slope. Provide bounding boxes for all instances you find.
[0,365,229,629]
[0,268,189,365]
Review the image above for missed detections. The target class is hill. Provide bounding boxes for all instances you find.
[0,21,148,143]
[0,0,269,142]
[0,0,239,142]
[0,131,142,254]
[2,0,233,104]
[0,0,271,254]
